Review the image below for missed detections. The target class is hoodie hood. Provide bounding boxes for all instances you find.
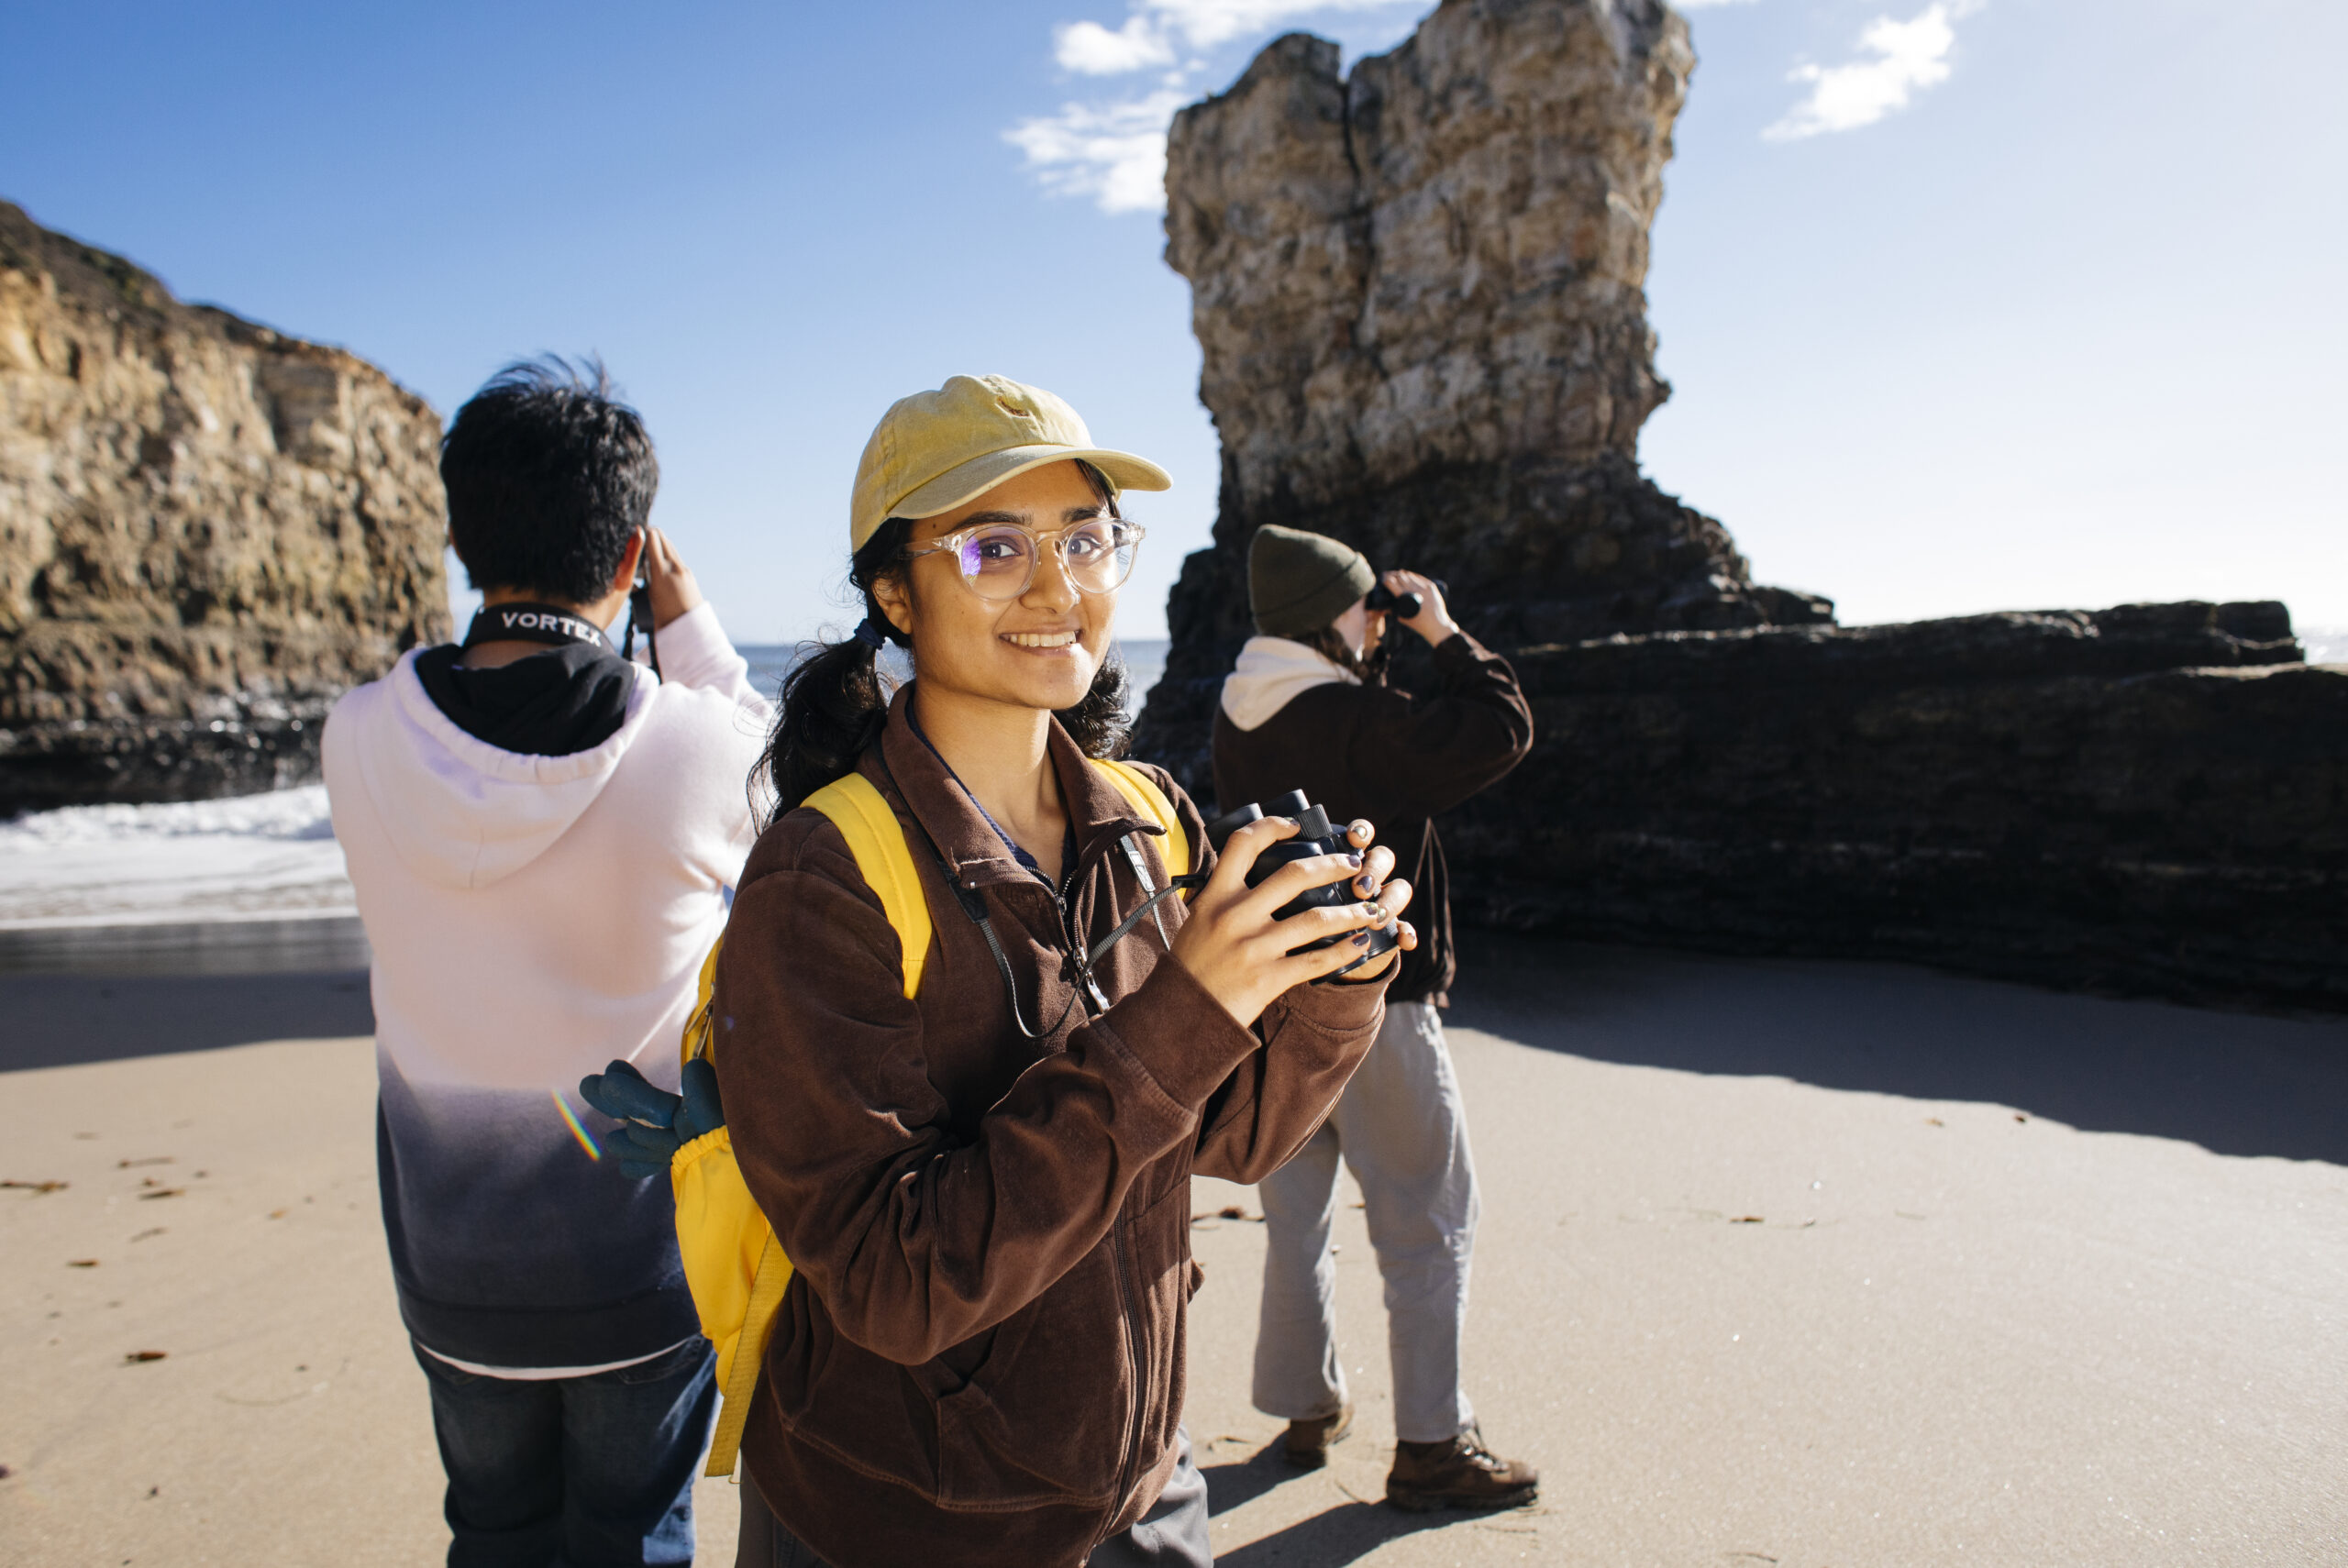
[1218,635,1359,733]
[336,649,659,889]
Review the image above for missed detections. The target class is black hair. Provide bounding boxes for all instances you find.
[441,356,659,603]
[756,462,1133,822]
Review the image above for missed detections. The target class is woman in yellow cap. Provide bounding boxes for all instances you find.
[710,375,1416,1566]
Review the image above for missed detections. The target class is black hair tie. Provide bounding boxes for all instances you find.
[854,616,888,650]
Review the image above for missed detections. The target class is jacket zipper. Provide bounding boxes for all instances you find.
[1058,874,1111,1014]
[1058,851,1146,1543]
[1103,1219,1146,1540]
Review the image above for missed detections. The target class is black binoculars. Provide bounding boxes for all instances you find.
[1364,577,1446,621]
[1203,790,1401,982]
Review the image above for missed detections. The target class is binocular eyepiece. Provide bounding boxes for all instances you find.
[1203,790,1401,983]
[1364,577,1445,621]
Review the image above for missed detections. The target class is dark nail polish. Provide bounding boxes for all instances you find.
[1352,931,1372,946]
[1346,851,1364,867]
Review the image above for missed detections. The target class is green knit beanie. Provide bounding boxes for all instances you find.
[1247,525,1376,638]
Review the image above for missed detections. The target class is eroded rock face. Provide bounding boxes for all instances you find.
[0,201,448,810]
[1173,8,1678,507]
[1444,602,2347,1010]
[1139,2,1828,782]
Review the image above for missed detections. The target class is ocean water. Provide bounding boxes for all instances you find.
[0,783,349,929]
[0,640,1177,931]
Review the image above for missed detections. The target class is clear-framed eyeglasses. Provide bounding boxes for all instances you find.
[904,516,1146,602]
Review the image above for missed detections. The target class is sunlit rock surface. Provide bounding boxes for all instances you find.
[0,201,446,811]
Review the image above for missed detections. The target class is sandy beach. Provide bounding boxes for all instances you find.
[4,934,2344,1565]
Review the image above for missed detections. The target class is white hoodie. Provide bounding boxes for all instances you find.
[323,603,770,1371]
[1220,634,1359,732]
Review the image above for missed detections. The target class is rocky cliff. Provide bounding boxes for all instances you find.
[1135,2,2345,1009]
[1444,603,2346,1010]
[0,202,447,811]
[1137,0,1830,781]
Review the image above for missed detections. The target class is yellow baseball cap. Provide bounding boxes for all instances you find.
[850,374,1172,550]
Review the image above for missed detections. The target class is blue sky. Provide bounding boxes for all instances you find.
[4,0,2340,644]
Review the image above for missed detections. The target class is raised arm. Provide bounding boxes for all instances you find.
[638,525,771,717]
[1350,633,1534,821]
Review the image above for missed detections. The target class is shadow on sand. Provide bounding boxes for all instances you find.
[12,922,2345,1167]
[1449,932,2348,1165]
[0,918,375,1072]
[1202,1441,1461,1566]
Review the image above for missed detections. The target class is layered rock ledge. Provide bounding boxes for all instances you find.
[0,202,447,811]
[1443,602,2346,1010]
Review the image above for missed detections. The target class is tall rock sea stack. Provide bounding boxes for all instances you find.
[1138,1,2347,1009]
[1138,0,1829,782]
[0,202,448,811]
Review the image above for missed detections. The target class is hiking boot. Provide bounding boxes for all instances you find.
[1384,1425,1539,1512]
[1280,1401,1354,1469]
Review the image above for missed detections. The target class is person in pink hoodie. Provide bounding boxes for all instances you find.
[323,359,769,1567]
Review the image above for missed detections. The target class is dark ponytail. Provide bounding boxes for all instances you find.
[1303,624,1390,685]
[756,460,1136,824]
[758,519,913,820]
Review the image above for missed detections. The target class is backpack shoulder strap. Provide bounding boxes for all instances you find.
[805,770,932,999]
[1091,758,1192,883]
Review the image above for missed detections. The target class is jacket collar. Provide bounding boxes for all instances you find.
[866,683,1153,891]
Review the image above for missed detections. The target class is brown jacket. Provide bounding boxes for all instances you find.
[1213,633,1534,1007]
[712,688,1386,1567]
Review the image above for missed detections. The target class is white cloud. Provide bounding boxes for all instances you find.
[1051,1,1418,78]
[1766,2,1973,141]
[1676,0,1762,7]
[1056,17,1176,74]
[1146,0,1417,52]
[1004,89,1191,214]
[1014,1,1426,213]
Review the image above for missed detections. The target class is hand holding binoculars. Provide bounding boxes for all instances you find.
[1203,790,1401,983]
[1364,576,1446,621]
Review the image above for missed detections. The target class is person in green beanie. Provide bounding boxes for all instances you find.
[1214,523,1541,1512]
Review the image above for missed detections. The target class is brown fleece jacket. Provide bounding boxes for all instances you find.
[711,687,1387,1568]
[1213,632,1534,1007]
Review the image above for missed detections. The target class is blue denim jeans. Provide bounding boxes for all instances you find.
[413,1337,716,1568]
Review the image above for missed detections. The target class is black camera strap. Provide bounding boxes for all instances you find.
[623,582,661,679]
[461,602,614,653]
[875,756,1086,1040]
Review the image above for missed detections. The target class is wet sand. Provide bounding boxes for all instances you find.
[3,936,2344,1564]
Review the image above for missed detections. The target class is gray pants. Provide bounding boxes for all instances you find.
[736,1427,1210,1566]
[1253,1000,1479,1444]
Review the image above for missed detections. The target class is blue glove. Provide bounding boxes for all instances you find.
[579,1059,725,1181]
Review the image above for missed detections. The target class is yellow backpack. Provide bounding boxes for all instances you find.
[672,758,1191,1477]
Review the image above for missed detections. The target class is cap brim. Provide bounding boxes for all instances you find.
[890,444,1172,523]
